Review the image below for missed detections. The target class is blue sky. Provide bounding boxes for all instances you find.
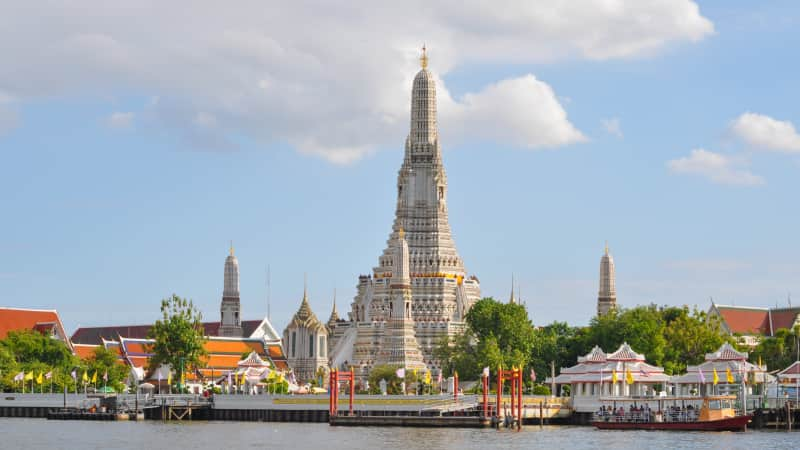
[1,1,798,334]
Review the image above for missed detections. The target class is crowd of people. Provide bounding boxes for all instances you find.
[596,404,700,423]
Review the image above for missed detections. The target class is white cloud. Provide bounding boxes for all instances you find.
[442,75,587,149]
[601,117,623,138]
[106,111,134,129]
[730,112,800,153]
[0,1,713,162]
[667,148,764,186]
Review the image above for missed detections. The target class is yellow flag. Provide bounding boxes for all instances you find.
[82,370,88,382]
[36,372,43,385]
[167,371,172,385]
[413,369,418,378]
[24,371,33,381]
[726,367,734,384]
[712,368,719,385]
[611,369,618,384]
[181,371,185,386]
[625,368,634,385]
[91,371,97,383]
[425,371,432,384]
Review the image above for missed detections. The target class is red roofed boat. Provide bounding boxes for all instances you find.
[592,395,751,431]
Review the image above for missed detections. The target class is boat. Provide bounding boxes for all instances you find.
[591,395,751,431]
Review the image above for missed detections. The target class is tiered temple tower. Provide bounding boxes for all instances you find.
[597,243,617,316]
[335,48,481,379]
[219,244,243,337]
[374,229,426,369]
[283,282,329,383]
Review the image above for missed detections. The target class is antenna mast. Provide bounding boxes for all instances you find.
[267,264,271,321]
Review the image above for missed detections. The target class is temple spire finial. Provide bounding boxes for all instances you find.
[604,240,609,255]
[420,44,428,70]
[230,240,234,256]
[303,273,308,301]
[509,273,516,304]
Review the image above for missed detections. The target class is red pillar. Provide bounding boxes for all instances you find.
[349,369,355,416]
[454,372,459,402]
[329,370,333,416]
[517,369,523,428]
[482,375,488,418]
[496,367,503,418]
[510,370,516,422]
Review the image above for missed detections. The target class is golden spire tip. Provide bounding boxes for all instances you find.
[420,44,428,70]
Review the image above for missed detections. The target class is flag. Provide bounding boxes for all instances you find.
[91,371,97,384]
[625,368,634,385]
[726,367,734,384]
[531,368,536,382]
[712,368,719,385]
[24,371,34,381]
[103,371,108,382]
[424,371,431,384]
[413,369,418,378]
[288,370,297,385]
[45,371,52,380]
[36,372,43,385]
[395,368,405,378]
[639,368,649,377]
[482,367,490,378]
[13,371,24,382]
[71,370,77,381]
[699,370,706,383]
[157,370,162,382]
[611,369,618,384]
[167,371,172,385]
[82,370,88,382]
[437,371,442,384]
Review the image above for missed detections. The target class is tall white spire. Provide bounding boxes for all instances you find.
[597,242,617,316]
[223,242,240,297]
[220,242,243,337]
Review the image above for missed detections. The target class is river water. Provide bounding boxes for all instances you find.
[0,419,796,450]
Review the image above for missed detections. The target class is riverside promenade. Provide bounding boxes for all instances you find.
[0,393,571,425]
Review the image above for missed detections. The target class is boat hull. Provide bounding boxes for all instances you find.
[592,415,751,432]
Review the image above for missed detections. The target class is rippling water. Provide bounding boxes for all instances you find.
[0,419,797,450]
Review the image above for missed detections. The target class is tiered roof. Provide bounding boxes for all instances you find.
[70,320,266,345]
[550,342,669,384]
[671,343,766,384]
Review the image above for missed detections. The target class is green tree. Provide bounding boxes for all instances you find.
[751,325,800,371]
[368,364,403,395]
[435,297,536,379]
[661,306,731,375]
[84,346,129,392]
[147,294,207,387]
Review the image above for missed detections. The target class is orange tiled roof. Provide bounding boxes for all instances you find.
[127,356,150,368]
[204,339,264,354]
[0,308,71,350]
[715,306,770,335]
[268,345,285,359]
[203,354,242,369]
[770,308,800,332]
[74,344,99,360]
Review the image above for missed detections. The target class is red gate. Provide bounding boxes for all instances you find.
[329,368,355,417]
[496,366,523,429]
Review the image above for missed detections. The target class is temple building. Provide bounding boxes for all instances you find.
[328,48,481,380]
[0,307,73,352]
[708,302,800,347]
[597,243,617,316]
[282,283,329,384]
[670,343,767,398]
[219,244,243,337]
[548,342,670,413]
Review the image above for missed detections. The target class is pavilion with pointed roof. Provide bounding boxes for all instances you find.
[547,342,669,412]
[670,342,768,396]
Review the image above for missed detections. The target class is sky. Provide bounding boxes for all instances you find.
[1,1,799,335]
